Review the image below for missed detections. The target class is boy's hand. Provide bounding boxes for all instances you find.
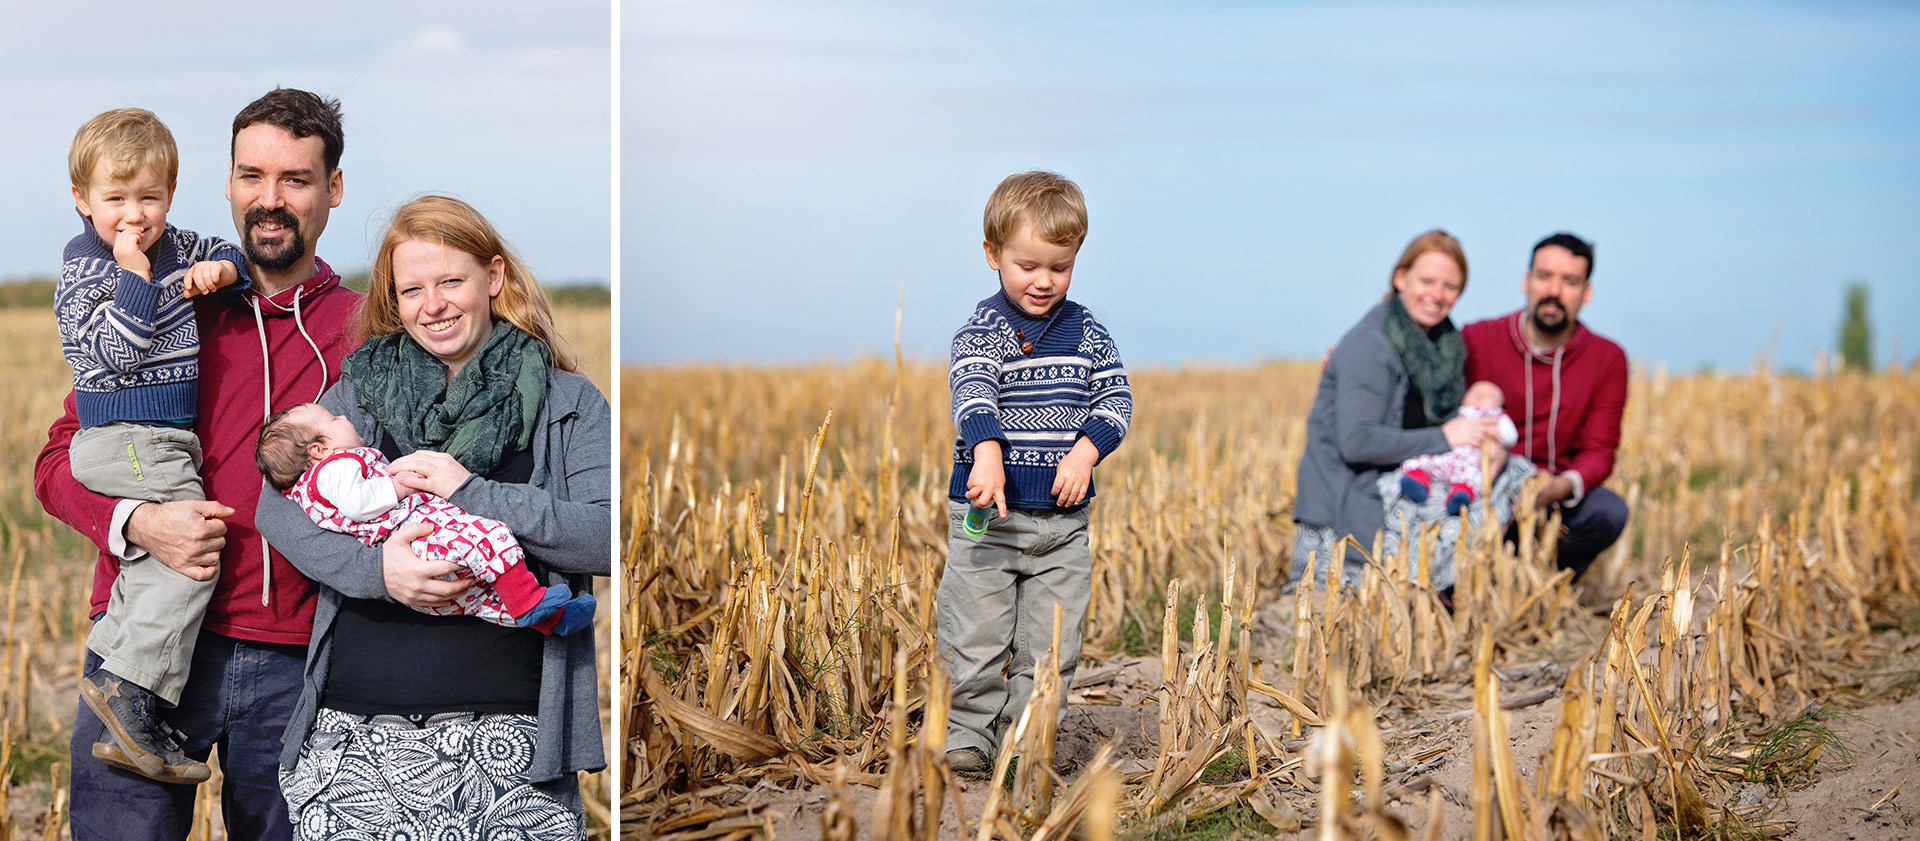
[183,260,238,298]
[112,229,152,279]
[1052,436,1100,506]
[965,439,1008,520]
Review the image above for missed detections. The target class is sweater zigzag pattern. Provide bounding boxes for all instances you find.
[56,218,248,428]
[948,293,1131,508]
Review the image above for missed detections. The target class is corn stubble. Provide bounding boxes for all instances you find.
[624,360,1919,839]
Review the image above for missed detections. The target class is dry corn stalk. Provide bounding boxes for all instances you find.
[623,361,1920,834]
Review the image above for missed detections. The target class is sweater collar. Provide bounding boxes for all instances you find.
[983,290,1072,352]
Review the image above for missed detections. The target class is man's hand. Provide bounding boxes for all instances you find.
[1534,474,1576,509]
[182,260,238,298]
[1051,437,1100,507]
[112,229,152,279]
[381,521,474,609]
[390,450,473,499]
[965,440,1008,520]
[125,500,233,581]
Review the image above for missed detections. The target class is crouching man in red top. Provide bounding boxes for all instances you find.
[1463,233,1629,579]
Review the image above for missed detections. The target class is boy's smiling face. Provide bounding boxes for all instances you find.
[985,223,1078,317]
[73,161,173,255]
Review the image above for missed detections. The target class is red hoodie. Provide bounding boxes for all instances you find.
[1462,310,1628,497]
[35,259,362,645]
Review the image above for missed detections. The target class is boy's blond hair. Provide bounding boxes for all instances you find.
[983,171,1087,253]
[69,108,179,192]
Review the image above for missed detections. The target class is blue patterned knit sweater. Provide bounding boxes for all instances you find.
[56,213,250,429]
[948,292,1132,509]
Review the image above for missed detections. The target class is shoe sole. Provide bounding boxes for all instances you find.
[79,679,166,778]
[91,741,211,785]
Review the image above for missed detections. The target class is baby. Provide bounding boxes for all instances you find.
[1399,381,1519,515]
[256,403,595,635]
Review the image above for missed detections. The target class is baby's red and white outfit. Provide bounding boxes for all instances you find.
[1400,406,1520,510]
[285,447,570,633]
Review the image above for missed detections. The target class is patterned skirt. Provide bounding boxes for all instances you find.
[281,709,583,841]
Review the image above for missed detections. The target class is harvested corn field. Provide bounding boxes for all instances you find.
[624,358,1920,840]
[0,305,615,839]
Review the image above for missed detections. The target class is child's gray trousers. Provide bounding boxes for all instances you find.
[70,421,214,705]
[936,500,1091,756]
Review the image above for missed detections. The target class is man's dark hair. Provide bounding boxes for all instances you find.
[231,88,345,172]
[1531,232,1594,280]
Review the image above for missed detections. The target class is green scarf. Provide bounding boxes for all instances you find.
[1382,297,1466,427]
[341,322,549,478]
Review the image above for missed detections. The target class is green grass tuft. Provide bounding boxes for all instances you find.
[1119,802,1280,841]
[1741,705,1852,785]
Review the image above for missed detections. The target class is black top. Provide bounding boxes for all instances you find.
[1403,383,1429,430]
[322,434,543,716]
[1402,322,1448,431]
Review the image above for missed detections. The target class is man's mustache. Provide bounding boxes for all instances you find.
[244,207,299,236]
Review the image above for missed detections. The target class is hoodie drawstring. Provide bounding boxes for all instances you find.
[290,288,327,402]
[249,286,327,607]
[250,296,274,607]
[1547,349,1562,474]
[1516,314,1567,480]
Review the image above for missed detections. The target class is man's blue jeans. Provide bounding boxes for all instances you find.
[71,629,305,841]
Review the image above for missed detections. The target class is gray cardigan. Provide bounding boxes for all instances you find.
[1293,301,1453,568]
[256,370,611,783]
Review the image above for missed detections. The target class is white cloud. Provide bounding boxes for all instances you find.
[399,25,471,59]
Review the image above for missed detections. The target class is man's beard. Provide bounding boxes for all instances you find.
[1530,297,1571,335]
[242,207,306,272]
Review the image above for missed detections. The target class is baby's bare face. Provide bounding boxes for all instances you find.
[1464,383,1504,409]
[297,404,366,452]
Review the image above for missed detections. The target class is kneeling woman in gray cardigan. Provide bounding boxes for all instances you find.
[256,196,608,840]
[1289,230,1498,591]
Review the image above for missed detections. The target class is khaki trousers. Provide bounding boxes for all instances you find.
[70,421,214,705]
[936,500,1091,756]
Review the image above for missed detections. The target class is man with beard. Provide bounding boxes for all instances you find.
[36,88,360,840]
[1462,233,1629,580]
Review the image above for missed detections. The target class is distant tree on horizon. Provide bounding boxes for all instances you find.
[1839,281,1872,373]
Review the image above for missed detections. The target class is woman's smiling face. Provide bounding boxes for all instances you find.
[1392,250,1465,330]
[392,237,506,378]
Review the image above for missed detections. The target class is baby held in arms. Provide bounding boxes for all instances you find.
[256,403,595,634]
[1399,381,1518,515]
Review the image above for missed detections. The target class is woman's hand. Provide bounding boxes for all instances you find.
[389,450,473,499]
[1441,415,1499,449]
[381,521,474,609]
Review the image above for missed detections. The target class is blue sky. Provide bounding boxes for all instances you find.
[624,1,1920,370]
[0,2,610,285]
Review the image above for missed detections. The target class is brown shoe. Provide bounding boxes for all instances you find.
[92,734,212,785]
[947,748,991,779]
[80,669,211,784]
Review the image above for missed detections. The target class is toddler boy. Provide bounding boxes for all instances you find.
[937,171,1132,776]
[1399,380,1519,515]
[255,403,596,635]
[59,108,249,784]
